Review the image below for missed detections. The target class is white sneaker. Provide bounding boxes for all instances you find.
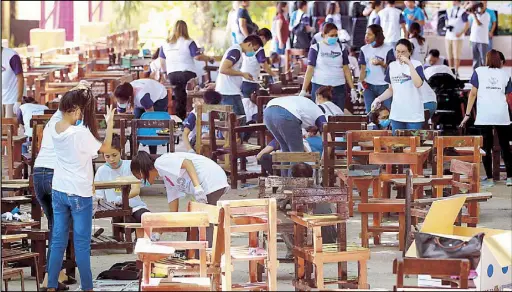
[481,179,495,189]
[506,178,512,187]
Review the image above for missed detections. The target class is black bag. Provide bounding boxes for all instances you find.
[97,261,140,280]
[415,232,485,270]
[293,13,312,49]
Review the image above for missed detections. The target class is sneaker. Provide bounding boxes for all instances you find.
[506,178,512,187]
[481,179,495,189]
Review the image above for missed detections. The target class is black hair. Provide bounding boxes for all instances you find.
[409,22,425,46]
[369,105,390,125]
[387,0,396,5]
[291,163,314,178]
[327,2,337,15]
[131,151,155,183]
[498,50,505,64]
[298,1,308,9]
[110,133,122,152]
[114,82,134,105]
[59,87,99,139]
[372,0,382,9]
[428,49,440,58]
[323,22,338,35]
[276,2,288,16]
[316,85,333,101]
[306,126,319,135]
[152,48,160,60]
[350,46,357,53]
[396,38,414,54]
[367,24,385,47]
[22,96,37,104]
[243,35,264,48]
[257,28,272,42]
[203,90,222,105]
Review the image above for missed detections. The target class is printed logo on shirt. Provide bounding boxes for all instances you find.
[321,51,341,59]
[229,56,237,61]
[392,73,412,84]
[486,77,502,90]
[176,177,188,192]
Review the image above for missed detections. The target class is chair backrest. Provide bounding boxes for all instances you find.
[2,124,15,179]
[395,129,440,144]
[291,187,349,215]
[328,115,368,124]
[30,123,45,165]
[141,212,209,238]
[195,104,233,154]
[393,258,470,289]
[132,117,175,156]
[256,96,276,123]
[346,130,392,166]
[370,136,421,174]
[258,176,314,199]
[271,152,321,184]
[449,159,479,194]
[434,136,482,177]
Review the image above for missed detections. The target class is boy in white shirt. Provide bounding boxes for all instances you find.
[17,96,49,153]
[374,1,407,48]
[94,134,150,223]
[468,4,491,69]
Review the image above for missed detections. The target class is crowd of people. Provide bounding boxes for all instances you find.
[1,1,512,291]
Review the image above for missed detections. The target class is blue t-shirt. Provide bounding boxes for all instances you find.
[402,7,425,30]
[306,136,323,156]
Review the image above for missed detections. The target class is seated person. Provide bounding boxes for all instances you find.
[269,52,285,71]
[315,85,344,117]
[304,126,323,156]
[182,90,222,153]
[94,134,150,223]
[368,105,391,130]
[17,96,49,153]
[424,49,449,68]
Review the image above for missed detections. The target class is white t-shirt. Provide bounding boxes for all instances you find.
[368,10,379,27]
[420,81,437,104]
[470,67,512,125]
[445,6,469,40]
[325,13,342,30]
[469,12,490,44]
[266,96,325,129]
[424,64,455,80]
[242,98,258,122]
[131,79,168,109]
[34,111,62,169]
[94,160,148,213]
[308,41,349,86]
[348,56,360,78]
[149,59,163,81]
[2,47,23,105]
[358,43,395,85]
[160,37,200,73]
[385,59,426,123]
[410,38,429,65]
[376,7,406,43]
[154,153,229,203]
[216,44,244,95]
[241,47,266,84]
[19,103,48,137]
[318,101,344,118]
[51,124,102,198]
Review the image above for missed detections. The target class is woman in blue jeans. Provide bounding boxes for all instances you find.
[299,22,357,110]
[263,95,327,176]
[358,24,396,113]
[47,83,116,291]
[371,39,426,133]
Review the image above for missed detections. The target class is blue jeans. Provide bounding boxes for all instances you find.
[22,140,31,154]
[33,167,54,272]
[390,120,423,135]
[48,190,93,290]
[311,83,346,111]
[363,83,391,113]
[471,42,489,69]
[241,81,259,99]
[274,43,285,55]
[263,106,304,176]
[134,95,169,154]
[221,94,246,124]
[423,102,437,120]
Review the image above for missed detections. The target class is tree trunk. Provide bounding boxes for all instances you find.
[193,1,213,46]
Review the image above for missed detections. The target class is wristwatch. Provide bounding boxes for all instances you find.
[465,113,471,117]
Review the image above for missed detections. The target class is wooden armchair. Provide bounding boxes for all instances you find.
[322,122,367,187]
[194,104,233,156]
[1,234,40,291]
[289,187,370,290]
[136,212,211,291]
[393,258,470,290]
[209,111,266,189]
[433,136,483,198]
[131,119,175,159]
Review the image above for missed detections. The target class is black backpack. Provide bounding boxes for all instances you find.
[293,13,312,49]
[96,261,140,281]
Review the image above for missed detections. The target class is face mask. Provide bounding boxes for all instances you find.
[245,51,255,57]
[75,119,83,126]
[326,37,338,45]
[370,41,377,47]
[379,119,391,128]
[140,178,151,187]
[117,103,128,109]
[106,160,122,169]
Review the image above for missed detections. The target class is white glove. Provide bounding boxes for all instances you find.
[2,212,13,221]
[299,90,307,97]
[357,82,365,92]
[350,88,358,104]
[371,98,382,112]
[194,185,208,204]
[187,148,196,154]
[13,102,21,115]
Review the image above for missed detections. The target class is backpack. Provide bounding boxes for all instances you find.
[96,261,140,281]
[293,13,312,49]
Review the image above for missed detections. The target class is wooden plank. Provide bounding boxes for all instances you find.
[141,212,210,228]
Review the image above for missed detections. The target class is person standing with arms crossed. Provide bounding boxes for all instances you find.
[216,35,262,119]
[2,46,24,118]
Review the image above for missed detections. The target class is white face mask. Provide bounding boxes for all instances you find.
[117,103,128,109]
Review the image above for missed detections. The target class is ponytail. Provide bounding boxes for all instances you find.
[409,22,425,46]
[130,151,155,183]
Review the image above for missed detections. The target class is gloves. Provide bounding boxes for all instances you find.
[299,90,307,97]
[350,88,358,104]
[194,185,208,204]
[13,102,21,115]
[371,98,382,112]
[187,148,196,154]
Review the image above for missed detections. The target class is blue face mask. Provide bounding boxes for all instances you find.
[75,120,83,126]
[326,37,338,45]
[379,119,391,128]
[245,51,255,57]
[140,178,151,187]
[106,160,122,169]
[370,41,377,47]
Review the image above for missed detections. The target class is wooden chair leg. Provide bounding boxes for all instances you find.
[125,227,134,254]
[20,269,25,292]
[358,260,368,289]
[315,262,325,290]
[361,212,369,248]
[4,279,8,291]
[373,212,381,245]
[398,213,405,251]
[348,180,354,217]
[34,255,40,291]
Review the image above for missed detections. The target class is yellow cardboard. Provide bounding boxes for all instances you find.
[419,196,466,235]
